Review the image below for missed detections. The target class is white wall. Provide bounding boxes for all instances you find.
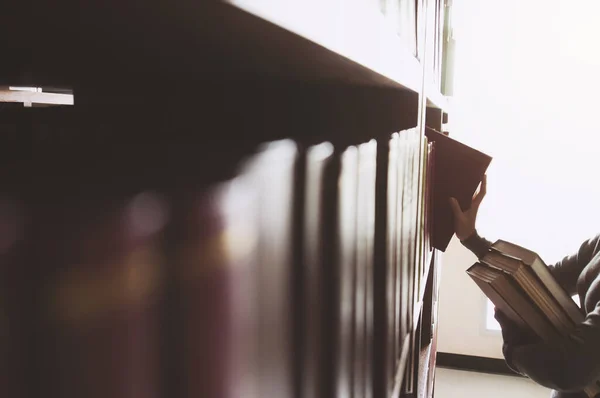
[437,236,503,358]
[435,368,551,398]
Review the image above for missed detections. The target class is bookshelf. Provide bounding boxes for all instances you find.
[1,0,451,397]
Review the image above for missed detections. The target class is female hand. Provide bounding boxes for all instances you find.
[449,174,487,241]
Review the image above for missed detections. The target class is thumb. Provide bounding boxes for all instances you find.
[449,197,462,217]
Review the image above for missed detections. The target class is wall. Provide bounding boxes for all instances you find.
[436,236,503,358]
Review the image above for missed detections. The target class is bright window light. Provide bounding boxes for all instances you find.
[449,0,600,331]
[485,300,501,331]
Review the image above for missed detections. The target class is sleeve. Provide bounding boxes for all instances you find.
[460,229,493,259]
[546,234,600,296]
[508,301,600,393]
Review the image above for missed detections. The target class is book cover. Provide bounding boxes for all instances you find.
[334,146,359,398]
[170,177,260,398]
[424,127,492,252]
[492,240,584,323]
[241,140,298,398]
[300,142,336,398]
[354,140,377,398]
[0,199,30,398]
[40,193,167,398]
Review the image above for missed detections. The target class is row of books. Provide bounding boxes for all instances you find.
[468,242,600,397]
[0,107,437,398]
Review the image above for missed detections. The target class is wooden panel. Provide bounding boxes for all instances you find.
[228,0,423,92]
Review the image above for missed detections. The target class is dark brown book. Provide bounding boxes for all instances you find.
[466,263,561,343]
[395,131,409,362]
[0,199,30,398]
[423,140,436,267]
[334,146,359,398]
[373,132,400,398]
[470,248,600,397]
[424,127,492,252]
[171,178,260,398]
[491,240,584,324]
[385,134,399,394]
[354,140,377,398]
[38,193,167,398]
[481,250,574,334]
[241,140,298,398]
[300,142,336,398]
[400,128,421,395]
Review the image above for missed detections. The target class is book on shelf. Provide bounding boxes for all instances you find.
[354,140,377,398]
[334,146,359,398]
[0,198,30,398]
[240,140,299,398]
[399,127,424,395]
[467,240,600,398]
[384,133,399,394]
[38,193,167,398]
[424,127,492,252]
[300,142,338,398]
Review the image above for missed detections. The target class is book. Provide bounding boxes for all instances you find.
[354,140,377,398]
[241,140,298,398]
[39,193,167,398]
[170,179,260,398]
[467,240,600,398]
[334,146,359,398]
[491,240,584,323]
[467,263,560,342]
[401,128,421,395]
[424,127,492,252]
[481,251,574,334]
[385,134,399,394]
[300,142,336,398]
[0,199,30,398]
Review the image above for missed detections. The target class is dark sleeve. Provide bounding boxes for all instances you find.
[460,229,493,259]
[508,302,600,392]
[547,234,600,296]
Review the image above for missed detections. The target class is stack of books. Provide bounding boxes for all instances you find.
[467,240,600,397]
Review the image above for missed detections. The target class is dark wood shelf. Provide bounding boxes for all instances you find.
[0,87,73,106]
[227,0,423,92]
[3,1,423,96]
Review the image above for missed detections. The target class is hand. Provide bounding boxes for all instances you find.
[494,308,539,347]
[449,174,487,241]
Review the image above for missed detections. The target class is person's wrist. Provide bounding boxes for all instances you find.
[458,227,476,242]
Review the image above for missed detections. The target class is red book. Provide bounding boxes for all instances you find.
[424,127,492,251]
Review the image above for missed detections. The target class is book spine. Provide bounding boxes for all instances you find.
[40,193,167,398]
[0,199,29,398]
[172,181,259,398]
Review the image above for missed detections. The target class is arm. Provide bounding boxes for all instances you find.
[547,234,600,296]
[506,302,600,392]
[460,229,492,259]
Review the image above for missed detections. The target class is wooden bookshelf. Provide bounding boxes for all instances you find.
[228,0,423,92]
[1,1,450,397]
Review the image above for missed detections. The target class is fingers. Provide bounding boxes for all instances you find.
[449,197,462,217]
[473,174,487,208]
